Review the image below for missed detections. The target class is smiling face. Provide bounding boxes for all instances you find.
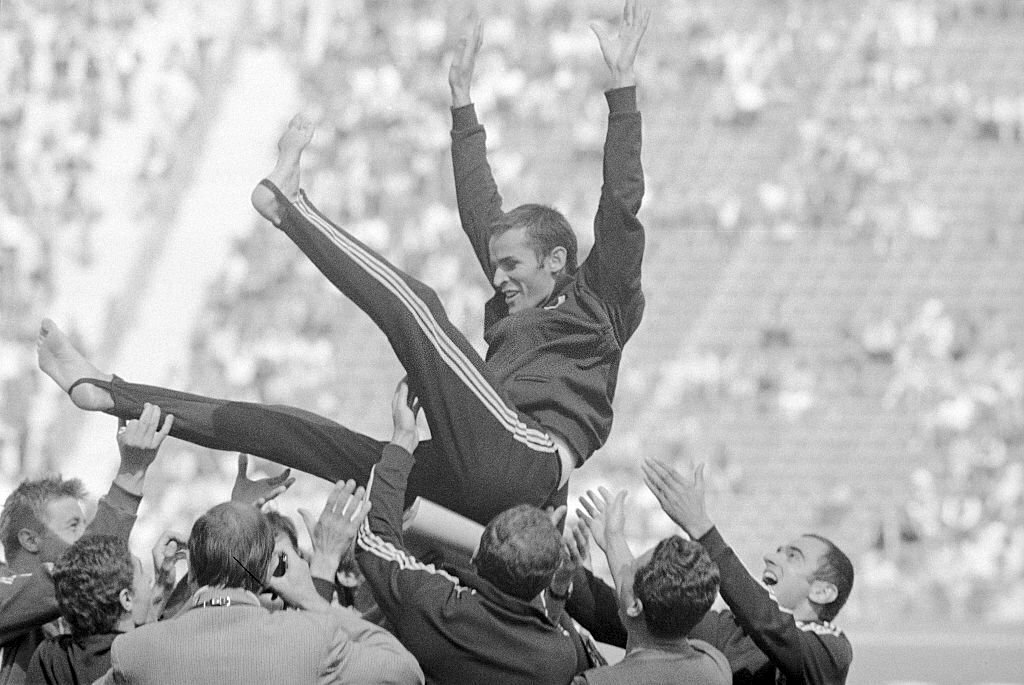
[489,227,565,314]
[762,535,832,616]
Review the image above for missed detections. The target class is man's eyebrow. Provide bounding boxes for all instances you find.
[785,545,805,561]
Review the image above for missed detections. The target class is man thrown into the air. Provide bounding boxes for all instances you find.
[37,0,651,526]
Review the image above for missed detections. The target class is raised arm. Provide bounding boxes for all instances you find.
[1,406,172,644]
[579,0,650,315]
[355,381,466,621]
[643,459,837,681]
[449,17,504,279]
[88,404,174,541]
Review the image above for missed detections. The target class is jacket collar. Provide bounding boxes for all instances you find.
[185,586,264,612]
[449,566,555,627]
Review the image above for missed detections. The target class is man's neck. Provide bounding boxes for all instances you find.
[6,551,45,575]
[625,628,692,655]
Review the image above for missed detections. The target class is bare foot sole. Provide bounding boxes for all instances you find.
[251,113,315,225]
[37,319,114,411]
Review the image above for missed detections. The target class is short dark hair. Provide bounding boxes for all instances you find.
[53,535,134,637]
[189,503,275,594]
[804,533,854,622]
[474,504,561,600]
[492,204,578,275]
[1,476,87,555]
[634,535,719,639]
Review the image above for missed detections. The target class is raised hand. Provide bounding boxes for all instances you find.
[642,459,714,539]
[148,530,188,623]
[449,15,483,107]
[231,453,296,508]
[576,487,627,554]
[114,403,174,495]
[151,530,188,587]
[267,542,330,612]
[591,0,651,88]
[390,377,421,453]
[577,487,633,590]
[548,520,592,601]
[300,479,372,582]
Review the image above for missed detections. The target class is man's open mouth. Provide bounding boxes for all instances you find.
[762,569,779,586]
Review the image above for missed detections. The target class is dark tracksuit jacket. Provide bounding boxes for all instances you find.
[356,444,588,685]
[0,484,141,685]
[451,85,646,466]
[567,527,853,685]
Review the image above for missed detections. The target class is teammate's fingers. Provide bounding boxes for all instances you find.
[298,508,317,538]
[156,413,174,441]
[267,468,292,486]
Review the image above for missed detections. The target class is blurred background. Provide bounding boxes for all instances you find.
[2,0,1022,682]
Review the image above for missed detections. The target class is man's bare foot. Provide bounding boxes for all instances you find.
[37,319,115,411]
[251,113,315,225]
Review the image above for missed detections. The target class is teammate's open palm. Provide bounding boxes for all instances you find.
[577,486,627,554]
[449,15,483,106]
[642,459,714,539]
[591,0,651,86]
[300,479,371,566]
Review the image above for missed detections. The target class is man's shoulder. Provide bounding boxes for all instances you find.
[797,619,851,649]
[796,620,854,669]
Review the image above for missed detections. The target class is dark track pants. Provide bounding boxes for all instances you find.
[89,182,562,525]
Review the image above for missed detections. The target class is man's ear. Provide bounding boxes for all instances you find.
[625,596,643,620]
[17,528,41,554]
[119,588,134,613]
[544,246,567,274]
[809,579,838,607]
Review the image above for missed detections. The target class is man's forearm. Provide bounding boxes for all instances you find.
[365,444,416,545]
[86,482,142,542]
[603,536,635,594]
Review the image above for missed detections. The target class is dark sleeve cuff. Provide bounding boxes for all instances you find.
[312,577,335,603]
[451,103,480,130]
[102,482,143,514]
[605,86,637,114]
[698,526,730,561]
[381,443,415,469]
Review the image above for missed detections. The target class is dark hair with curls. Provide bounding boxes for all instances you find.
[189,502,275,594]
[633,535,719,639]
[491,204,578,275]
[804,533,854,622]
[474,504,562,601]
[53,535,135,637]
[1,475,87,556]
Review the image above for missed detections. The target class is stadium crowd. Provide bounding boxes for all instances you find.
[0,0,238,488]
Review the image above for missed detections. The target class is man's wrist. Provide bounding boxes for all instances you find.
[450,87,472,108]
[112,469,147,497]
[609,70,636,89]
[309,552,343,582]
[684,517,715,541]
[390,431,417,455]
[291,590,332,613]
